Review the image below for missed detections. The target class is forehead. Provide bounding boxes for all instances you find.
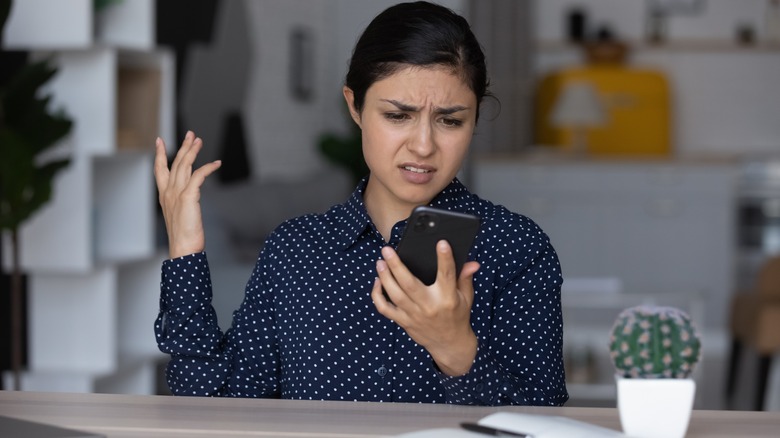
[367,65,476,104]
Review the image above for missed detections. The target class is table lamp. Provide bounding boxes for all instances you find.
[550,80,606,154]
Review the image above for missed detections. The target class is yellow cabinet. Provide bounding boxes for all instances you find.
[535,66,672,156]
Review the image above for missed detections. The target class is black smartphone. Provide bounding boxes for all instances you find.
[395,206,481,286]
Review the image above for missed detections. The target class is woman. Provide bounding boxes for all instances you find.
[154,1,568,406]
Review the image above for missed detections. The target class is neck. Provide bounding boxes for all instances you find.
[364,183,418,243]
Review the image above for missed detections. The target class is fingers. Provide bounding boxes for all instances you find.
[167,131,193,181]
[171,132,202,189]
[371,277,402,320]
[189,159,223,191]
[379,246,421,305]
[459,261,481,280]
[380,246,414,285]
[158,131,221,195]
[375,243,477,319]
[434,240,457,289]
[375,258,407,308]
[153,137,170,194]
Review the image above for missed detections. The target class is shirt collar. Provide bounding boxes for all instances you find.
[335,177,374,250]
[334,176,473,250]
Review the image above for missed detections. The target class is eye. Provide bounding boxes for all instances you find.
[440,117,463,127]
[384,112,410,123]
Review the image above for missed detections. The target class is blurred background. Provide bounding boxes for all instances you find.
[1,0,780,411]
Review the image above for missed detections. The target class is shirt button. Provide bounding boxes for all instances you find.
[376,366,388,377]
[475,382,484,392]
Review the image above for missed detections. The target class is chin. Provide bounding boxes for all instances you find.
[400,187,442,207]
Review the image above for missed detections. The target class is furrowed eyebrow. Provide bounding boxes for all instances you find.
[382,99,419,112]
[435,105,469,115]
[381,99,469,115]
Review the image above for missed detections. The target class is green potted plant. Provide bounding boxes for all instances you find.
[318,109,368,187]
[608,305,702,438]
[1,0,73,390]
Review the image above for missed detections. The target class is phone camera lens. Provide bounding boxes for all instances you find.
[414,215,429,232]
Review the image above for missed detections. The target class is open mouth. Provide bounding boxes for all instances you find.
[402,166,432,174]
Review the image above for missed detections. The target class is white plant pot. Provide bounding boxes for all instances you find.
[616,375,695,438]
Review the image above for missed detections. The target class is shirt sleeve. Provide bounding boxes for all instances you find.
[154,251,281,397]
[437,239,569,406]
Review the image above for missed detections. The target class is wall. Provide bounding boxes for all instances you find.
[532,0,780,155]
[183,0,466,184]
[534,0,772,42]
[531,0,780,410]
[184,0,780,168]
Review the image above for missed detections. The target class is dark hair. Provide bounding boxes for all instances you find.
[345,1,490,121]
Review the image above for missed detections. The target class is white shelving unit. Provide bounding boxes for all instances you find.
[2,0,93,49]
[2,0,171,394]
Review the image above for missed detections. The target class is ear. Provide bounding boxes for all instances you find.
[342,86,362,128]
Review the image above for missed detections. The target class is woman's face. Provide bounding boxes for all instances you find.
[345,65,477,217]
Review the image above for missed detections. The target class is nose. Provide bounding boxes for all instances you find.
[407,119,435,157]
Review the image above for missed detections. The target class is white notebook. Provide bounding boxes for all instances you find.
[397,412,626,438]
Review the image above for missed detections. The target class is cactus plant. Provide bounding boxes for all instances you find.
[608,305,702,379]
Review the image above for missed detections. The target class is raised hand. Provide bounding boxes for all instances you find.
[154,131,222,259]
[371,241,480,376]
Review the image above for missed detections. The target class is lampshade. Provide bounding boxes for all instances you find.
[550,80,606,128]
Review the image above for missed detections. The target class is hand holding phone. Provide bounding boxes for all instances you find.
[395,206,480,286]
[376,206,482,374]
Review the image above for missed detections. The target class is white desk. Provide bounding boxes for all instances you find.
[1,391,779,437]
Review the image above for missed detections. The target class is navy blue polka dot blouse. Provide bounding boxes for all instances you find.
[155,178,568,405]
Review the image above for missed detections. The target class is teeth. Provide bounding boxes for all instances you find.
[404,166,431,173]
